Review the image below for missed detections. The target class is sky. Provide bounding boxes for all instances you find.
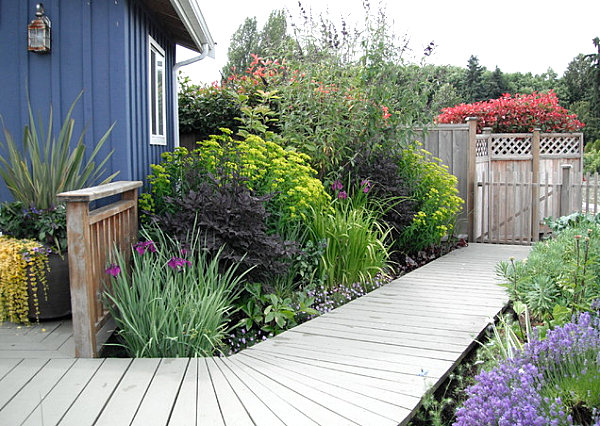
[178,0,600,85]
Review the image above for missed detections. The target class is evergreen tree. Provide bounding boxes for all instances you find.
[461,55,486,103]
[485,66,509,99]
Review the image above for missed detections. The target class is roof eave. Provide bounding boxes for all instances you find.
[169,0,216,58]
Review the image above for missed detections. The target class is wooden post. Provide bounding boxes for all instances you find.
[531,129,540,242]
[560,165,572,217]
[64,201,97,358]
[466,117,478,242]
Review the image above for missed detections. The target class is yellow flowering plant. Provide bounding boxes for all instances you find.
[141,130,330,232]
[0,236,49,323]
[395,142,464,252]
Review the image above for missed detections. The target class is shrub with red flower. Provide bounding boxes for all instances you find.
[436,91,585,133]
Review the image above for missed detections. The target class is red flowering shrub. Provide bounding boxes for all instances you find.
[436,91,585,133]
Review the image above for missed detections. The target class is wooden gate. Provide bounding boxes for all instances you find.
[474,166,600,244]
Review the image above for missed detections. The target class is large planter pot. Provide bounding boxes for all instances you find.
[28,253,71,320]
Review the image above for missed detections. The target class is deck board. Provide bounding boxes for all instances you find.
[0,243,531,425]
[21,359,102,426]
[0,358,75,425]
[94,358,160,426]
[131,358,189,426]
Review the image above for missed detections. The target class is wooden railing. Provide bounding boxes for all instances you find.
[57,181,142,357]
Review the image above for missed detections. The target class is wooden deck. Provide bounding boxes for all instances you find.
[0,243,530,425]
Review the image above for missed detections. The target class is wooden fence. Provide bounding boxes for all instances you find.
[57,181,142,357]
[419,122,584,243]
[416,120,476,238]
[474,165,598,244]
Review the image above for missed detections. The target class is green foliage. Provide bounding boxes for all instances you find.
[395,143,464,253]
[497,223,600,322]
[104,226,245,358]
[305,190,391,289]
[237,282,317,335]
[178,75,240,139]
[0,93,117,210]
[0,202,66,256]
[584,139,600,173]
[546,211,600,233]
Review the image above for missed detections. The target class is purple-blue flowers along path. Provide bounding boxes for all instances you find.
[0,243,530,425]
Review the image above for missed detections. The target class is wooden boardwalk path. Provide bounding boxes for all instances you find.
[0,243,530,425]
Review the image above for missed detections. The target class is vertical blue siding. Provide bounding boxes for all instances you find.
[124,0,176,184]
[0,0,177,203]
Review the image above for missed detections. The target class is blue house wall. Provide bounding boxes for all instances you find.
[0,0,176,203]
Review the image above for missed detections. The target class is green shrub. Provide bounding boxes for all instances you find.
[141,130,329,231]
[178,76,240,139]
[104,226,245,358]
[584,149,600,174]
[305,188,391,289]
[395,143,464,253]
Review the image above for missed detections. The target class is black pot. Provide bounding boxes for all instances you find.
[28,253,71,320]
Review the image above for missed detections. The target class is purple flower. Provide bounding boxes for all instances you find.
[134,241,156,255]
[337,191,348,200]
[456,311,600,425]
[331,180,343,191]
[361,179,372,193]
[167,257,191,270]
[105,263,121,277]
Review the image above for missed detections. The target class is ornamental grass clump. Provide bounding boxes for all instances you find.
[455,311,600,425]
[306,182,391,289]
[104,226,246,358]
[0,236,49,323]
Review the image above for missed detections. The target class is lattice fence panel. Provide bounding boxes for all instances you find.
[540,136,581,156]
[476,136,488,157]
[490,136,532,156]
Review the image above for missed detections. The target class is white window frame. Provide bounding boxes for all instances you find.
[148,35,167,145]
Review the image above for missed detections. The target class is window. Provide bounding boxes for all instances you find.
[148,36,166,145]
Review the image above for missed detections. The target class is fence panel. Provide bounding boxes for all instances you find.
[57,181,142,357]
[416,123,471,237]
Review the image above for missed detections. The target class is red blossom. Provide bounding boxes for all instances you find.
[436,91,585,133]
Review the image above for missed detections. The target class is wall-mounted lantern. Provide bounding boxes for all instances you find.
[27,4,51,53]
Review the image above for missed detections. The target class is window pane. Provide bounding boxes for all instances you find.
[157,62,163,135]
[150,49,157,135]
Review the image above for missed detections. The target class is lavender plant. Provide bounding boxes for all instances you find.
[455,310,600,425]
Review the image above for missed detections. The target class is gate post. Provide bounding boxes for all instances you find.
[560,165,572,217]
[531,129,540,242]
[466,117,478,242]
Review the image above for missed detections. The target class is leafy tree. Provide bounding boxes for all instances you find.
[560,38,600,142]
[223,17,259,77]
[222,11,295,78]
[560,54,592,104]
[585,37,600,141]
